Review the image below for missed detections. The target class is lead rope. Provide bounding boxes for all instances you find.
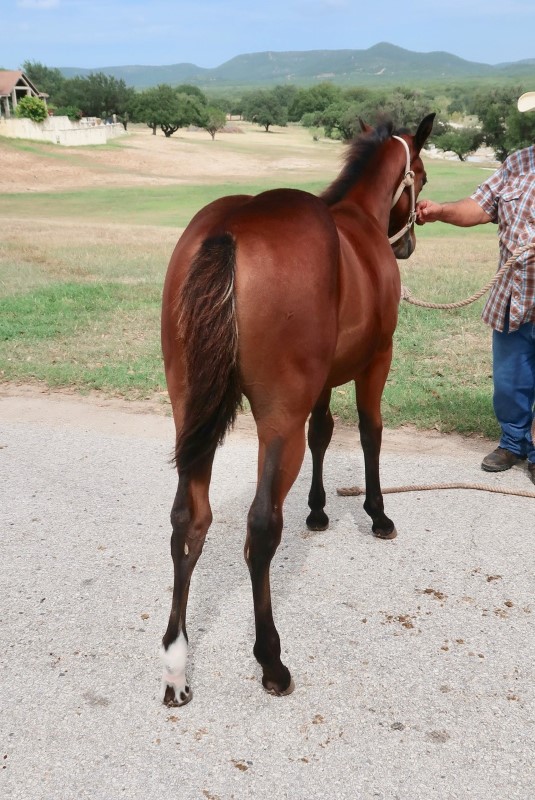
[401,242,534,309]
[338,242,535,499]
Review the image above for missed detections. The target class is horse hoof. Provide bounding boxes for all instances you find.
[264,677,296,697]
[306,522,329,531]
[373,525,397,540]
[162,682,193,707]
[306,511,329,531]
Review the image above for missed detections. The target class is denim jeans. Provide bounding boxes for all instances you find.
[492,314,535,464]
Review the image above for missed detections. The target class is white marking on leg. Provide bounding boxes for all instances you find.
[160,631,190,703]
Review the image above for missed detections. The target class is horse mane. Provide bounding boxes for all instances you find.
[320,120,396,206]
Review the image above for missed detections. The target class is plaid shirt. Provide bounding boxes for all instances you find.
[471,145,535,332]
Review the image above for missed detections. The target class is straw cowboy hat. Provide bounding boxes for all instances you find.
[518,92,535,112]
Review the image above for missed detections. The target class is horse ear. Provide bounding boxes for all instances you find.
[414,113,436,151]
[359,118,373,133]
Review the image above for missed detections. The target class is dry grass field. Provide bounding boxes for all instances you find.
[0,121,342,193]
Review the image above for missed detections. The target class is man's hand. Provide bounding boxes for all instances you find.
[416,197,492,227]
[416,199,443,225]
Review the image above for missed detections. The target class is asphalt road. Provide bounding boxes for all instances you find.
[1,392,534,800]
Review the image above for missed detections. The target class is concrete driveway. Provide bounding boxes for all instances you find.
[1,390,534,800]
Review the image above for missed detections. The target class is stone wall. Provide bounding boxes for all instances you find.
[0,116,127,146]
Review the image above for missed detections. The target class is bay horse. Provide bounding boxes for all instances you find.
[160,113,435,706]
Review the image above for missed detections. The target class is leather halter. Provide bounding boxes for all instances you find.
[388,135,416,245]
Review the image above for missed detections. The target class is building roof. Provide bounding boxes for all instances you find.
[0,70,45,99]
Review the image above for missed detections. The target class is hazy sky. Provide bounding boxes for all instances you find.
[2,0,534,70]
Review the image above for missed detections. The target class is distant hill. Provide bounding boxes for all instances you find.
[58,42,534,90]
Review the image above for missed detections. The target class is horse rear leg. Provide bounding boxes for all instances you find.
[306,389,334,530]
[355,350,396,539]
[160,457,214,706]
[244,425,306,696]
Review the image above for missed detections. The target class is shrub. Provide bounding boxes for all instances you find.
[15,96,48,122]
[54,105,83,121]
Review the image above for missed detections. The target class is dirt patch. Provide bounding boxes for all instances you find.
[0,122,340,194]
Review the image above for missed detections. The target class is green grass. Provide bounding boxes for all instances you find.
[0,283,165,397]
[330,304,498,439]
[421,159,497,203]
[0,180,326,228]
[385,302,498,439]
[0,229,175,296]
[0,282,159,340]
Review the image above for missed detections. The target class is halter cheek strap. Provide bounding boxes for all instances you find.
[388,135,416,245]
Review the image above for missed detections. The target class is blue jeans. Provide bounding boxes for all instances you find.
[493,314,535,464]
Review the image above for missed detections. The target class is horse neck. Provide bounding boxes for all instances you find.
[345,141,405,229]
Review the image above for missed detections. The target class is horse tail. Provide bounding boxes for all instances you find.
[175,232,242,473]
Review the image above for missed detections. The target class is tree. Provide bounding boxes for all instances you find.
[471,86,525,162]
[131,86,163,133]
[317,101,360,141]
[200,106,227,140]
[306,87,438,142]
[242,89,288,132]
[354,87,437,130]
[22,60,65,102]
[228,97,245,118]
[15,96,48,122]
[132,84,205,137]
[161,91,204,137]
[207,94,234,114]
[288,83,342,122]
[271,84,299,113]
[504,106,535,155]
[432,124,484,161]
[301,110,323,129]
[56,73,135,120]
[53,105,83,121]
[476,86,535,160]
[175,84,207,104]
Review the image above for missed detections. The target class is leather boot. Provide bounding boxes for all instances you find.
[481,447,525,472]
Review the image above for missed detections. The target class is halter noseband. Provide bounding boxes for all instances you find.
[388,135,416,245]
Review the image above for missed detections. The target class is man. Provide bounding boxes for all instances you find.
[416,91,535,485]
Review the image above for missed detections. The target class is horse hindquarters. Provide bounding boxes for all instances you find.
[160,234,242,706]
[235,215,339,694]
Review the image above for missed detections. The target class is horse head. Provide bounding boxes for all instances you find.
[386,113,435,259]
